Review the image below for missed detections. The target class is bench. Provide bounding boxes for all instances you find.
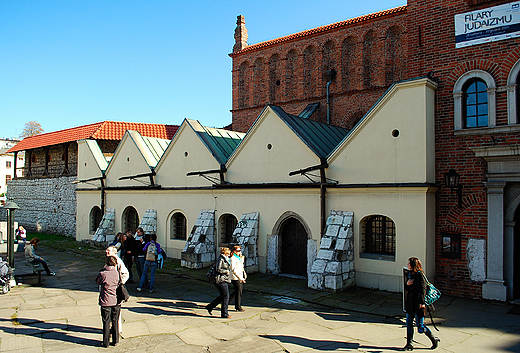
[27,262,44,285]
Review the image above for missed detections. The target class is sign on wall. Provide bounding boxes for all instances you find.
[455,1,520,48]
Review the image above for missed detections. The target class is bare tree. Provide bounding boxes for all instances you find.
[20,121,44,138]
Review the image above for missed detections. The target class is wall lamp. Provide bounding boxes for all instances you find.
[444,168,462,208]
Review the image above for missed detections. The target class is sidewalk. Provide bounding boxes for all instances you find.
[0,242,519,352]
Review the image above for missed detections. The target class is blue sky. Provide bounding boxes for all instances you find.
[1,1,406,138]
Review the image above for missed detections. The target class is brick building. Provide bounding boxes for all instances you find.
[230,0,520,301]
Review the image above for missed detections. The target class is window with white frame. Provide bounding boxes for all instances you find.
[507,58,520,125]
[453,70,496,130]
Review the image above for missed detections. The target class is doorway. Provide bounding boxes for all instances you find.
[514,205,520,300]
[281,217,308,277]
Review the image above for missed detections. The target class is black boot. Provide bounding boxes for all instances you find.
[426,332,440,349]
[402,335,413,351]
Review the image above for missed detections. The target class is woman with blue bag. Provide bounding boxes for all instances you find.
[402,256,440,351]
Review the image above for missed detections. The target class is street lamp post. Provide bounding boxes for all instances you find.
[3,199,20,269]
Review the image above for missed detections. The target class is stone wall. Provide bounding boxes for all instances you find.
[181,209,215,269]
[6,176,77,237]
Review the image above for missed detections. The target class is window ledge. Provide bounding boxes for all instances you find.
[454,124,520,136]
[360,253,395,261]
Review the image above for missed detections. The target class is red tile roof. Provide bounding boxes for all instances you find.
[230,5,407,57]
[7,121,179,153]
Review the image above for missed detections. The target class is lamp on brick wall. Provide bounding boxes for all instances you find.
[444,168,462,208]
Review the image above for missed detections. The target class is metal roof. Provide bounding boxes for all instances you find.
[269,105,350,159]
[188,120,246,165]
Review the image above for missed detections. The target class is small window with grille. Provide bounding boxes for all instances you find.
[361,215,396,260]
[170,212,187,240]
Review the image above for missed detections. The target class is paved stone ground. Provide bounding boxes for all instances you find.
[0,242,519,352]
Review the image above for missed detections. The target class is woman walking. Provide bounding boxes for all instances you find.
[206,247,232,318]
[230,245,246,311]
[95,256,120,348]
[402,256,440,351]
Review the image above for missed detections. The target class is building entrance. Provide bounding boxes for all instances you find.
[281,218,308,277]
[514,205,520,300]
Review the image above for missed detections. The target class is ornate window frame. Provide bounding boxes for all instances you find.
[506,59,520,125]
[453,70,496,131]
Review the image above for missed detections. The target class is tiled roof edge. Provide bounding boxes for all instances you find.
[230,5,406,57]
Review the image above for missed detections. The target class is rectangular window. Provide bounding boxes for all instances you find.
[6,161,11,168]
[6,175,12,184]
[441,232,461,259]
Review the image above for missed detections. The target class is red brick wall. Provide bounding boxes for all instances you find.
[231,11,408,132]
[407,0,520,298]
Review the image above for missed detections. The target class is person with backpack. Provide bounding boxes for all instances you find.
[402,256,440,351]
[205,247,232,318]
[137,234,161,293]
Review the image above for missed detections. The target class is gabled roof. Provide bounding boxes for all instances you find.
[269,105,350,159]
[82,139,109,172]
[230,5,406,56]
[7,121,179,153]
[124,131,170,169]
[187,119,246,165]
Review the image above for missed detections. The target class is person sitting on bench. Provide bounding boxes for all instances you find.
[24,237,55,276]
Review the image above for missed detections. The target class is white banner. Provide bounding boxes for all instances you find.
[455,1,520,48]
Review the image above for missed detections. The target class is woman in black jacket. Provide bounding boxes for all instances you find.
[403,256,440,351]
[206,247,232,318]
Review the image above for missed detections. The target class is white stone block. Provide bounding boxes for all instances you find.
[325,261,341,274]
[467,238,486,282]
[325,275,342,290]
[308,273,324,290]
[317,249,333,260]
[320,237,332,249]
[335,238,346,250]
[342,261,352,273]
[311,259,326,273]
[325,225,340,237]
[242,227,252,236]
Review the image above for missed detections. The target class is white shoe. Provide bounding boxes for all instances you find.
[136,287,142,292]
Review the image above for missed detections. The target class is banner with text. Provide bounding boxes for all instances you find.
[455,1,520,48]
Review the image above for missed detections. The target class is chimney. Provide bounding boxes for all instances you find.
[233,15,248,53]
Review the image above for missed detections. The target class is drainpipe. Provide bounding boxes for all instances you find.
[319,158,327,237]
[326,69,336,125]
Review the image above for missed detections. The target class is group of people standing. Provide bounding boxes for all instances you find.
[206,245,247,318]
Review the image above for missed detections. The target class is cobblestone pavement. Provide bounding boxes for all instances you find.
[0,242,519,352]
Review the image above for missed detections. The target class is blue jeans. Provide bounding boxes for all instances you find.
[406,312,431,337]
[208,282,230,317]
[139,260,157,291]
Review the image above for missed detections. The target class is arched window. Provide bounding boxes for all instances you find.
[238,61,250,108]
[90,206,102,234]
[122,206,139,234]
[361,215,396,259]
[219,213,237,245]
[341,36,356,92]
[285,50,297,100]
[506,58,520,124]
[170,212,187,240]
[363,30,376,88]
[269,54,280,103]
[453,70,496,131]
[385,26,403,85]
[253,57,266,106]
[322,40,335,94]
[463,79,488,128]
[303,45,317,97]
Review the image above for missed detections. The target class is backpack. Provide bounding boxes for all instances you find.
[206,261,218,284]
[145,242,157,261]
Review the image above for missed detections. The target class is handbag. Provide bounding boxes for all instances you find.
[116,267,130,304]
[422,272,441,306]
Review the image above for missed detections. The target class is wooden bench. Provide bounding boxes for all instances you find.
[27,262,44,285]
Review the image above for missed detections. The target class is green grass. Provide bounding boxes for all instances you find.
[26,232,104,258]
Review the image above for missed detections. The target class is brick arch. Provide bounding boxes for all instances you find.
[268,53,280,103]
[446,60,500,87]
[385,25,404,85]
[441,191,486,229]
[253,56,267,106]
[303,45,318,97]
[501,46,520,84]
[341,36,357,92]
[238,60,251,109]
[363,30,377,88]
[322,40,336,94]
[285,49,299,101]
